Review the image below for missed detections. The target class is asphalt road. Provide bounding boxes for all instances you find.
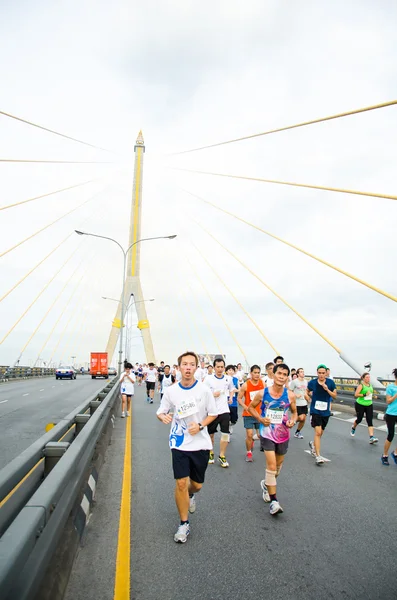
[0,376,107,470]
[65,386,396,600]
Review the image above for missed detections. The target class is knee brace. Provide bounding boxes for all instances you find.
[221,432,230,443]
[265,469,277,487]
[276,463,283,478]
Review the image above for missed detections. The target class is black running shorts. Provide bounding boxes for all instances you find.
[207,412,230,435]
[311,414,330,430]
[260,436,289,455]
[171,449,210,482]
[297,405,308,416]
[146,381,156,391]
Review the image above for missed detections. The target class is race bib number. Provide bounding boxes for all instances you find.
[365,394,373,401]
[266,408,284,424]
[249,391,257,401]
[177,399,198,419]
[314,401,328,411]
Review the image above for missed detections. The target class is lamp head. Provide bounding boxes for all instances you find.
[75,230,85,236]
[167,235,177,239]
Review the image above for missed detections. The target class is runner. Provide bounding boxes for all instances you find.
[235,363,245,385]
[204,357,235,467]
[247,363,297,515]
[351,373,378,444]
[206,365,214,376]
[289,368,308,438]
[226,364,239,434]
[119,361,136,418]
[273,356,284,365]
[144,362,158,404]
[137,364,143,386]
[305,364,337,465]
[156,351,217,543]
[237,364,264,462]
[158,364,176,399]
[263,362,274,387]
[381,368,397,466]
[158,361,165,375]
[194,359,208,382]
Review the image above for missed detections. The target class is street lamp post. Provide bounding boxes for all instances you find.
[75,231,176,374]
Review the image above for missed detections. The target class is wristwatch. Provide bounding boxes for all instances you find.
[198,423,204,431]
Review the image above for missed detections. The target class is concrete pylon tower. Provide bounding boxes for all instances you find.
[105,131,156,364]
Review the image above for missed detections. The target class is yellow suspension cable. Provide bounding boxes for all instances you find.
[0,109,116,153]
[0,159,114,164]
[49,295,85,364]
[184,189,397,304]
[0,187,104,260]
[172,99,397,154]
[33,268,88,361]
[173,168,397,203]
[189,237,279,354]
[185,252,250,362]
[194,219,341,354]
[0,245,81,345]
[20,267,86,357]
[185,278,224,357]
[0,179,97,212]
[0,183,114,303]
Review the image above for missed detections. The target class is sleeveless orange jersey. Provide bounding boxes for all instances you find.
[243,378,265,416]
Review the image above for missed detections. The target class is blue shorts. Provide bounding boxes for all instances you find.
[243,415,260,430]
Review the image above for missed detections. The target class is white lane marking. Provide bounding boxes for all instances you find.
[39,388,45,392]
[376,425,388,432]
[22,393,29,397]
[332,415,386,431]
[304,450,331,462]
[0,399,8,404]
[331,411,342,415]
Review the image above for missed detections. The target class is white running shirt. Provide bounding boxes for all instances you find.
[119,372,136,395]
[146,368,157,383]
[289,378,308,406]
[157,381,217,451]
[204,374,234,414]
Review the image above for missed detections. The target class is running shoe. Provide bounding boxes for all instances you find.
[260,480,271,503]
[208,451,215,464]
[369,436,378,444]
[391,452,397,465]
[174,523,190,543]
[121,411,125,418]
[350,427,356,437]
[294,431,304,439]
[188,495,196,514]
[381,455,389,466]
[126,411,130,417]
[253,433,259,441]
[229,426,233,435]
[218,456,229,468]
[246,451,253,462]
[269,501,283,516]
[149,400,153,404]
[315,456,325,465]
[309,441,316,456]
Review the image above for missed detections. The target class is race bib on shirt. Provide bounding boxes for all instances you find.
[314,400,328,411]
[249,391,257,402]
[177,398,198,419]
[365,394,373,401]
[266,408,284,424]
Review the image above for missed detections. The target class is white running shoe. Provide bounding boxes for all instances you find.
[229,426,234,435]
[369,436,378,444]
[188,495,196,514]
[260,479,271,503]
[174,522,190,543]
[121,411,125,418]
[126,411,130,417]
[253,433,259,441]
[315,455,325,465]
[269,500,283,516]
[309,441,316,456]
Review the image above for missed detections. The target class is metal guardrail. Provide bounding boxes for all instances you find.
[0,365,56,381]
[0,377,119,600]
[306,375,390,412]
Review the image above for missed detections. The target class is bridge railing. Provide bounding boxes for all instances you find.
[306,375,390,412]
[0,376,119,600]
[0,365,56,381]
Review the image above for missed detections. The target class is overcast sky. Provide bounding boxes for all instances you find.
[0,1,396,377]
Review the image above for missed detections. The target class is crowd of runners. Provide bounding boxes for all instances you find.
[118,354,397,543]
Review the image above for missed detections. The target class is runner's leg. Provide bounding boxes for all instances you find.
[314,425,323,456]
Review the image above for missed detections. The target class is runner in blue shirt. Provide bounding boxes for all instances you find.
[305,364,337,465]
[226,365,239,433]
[381,368,397,466]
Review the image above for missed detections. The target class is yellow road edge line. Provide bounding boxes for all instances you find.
[0,458,45,509]
[113,415,132,600]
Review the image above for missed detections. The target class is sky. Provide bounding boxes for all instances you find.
[0,0,396,377]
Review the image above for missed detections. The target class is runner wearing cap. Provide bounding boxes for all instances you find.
[306,364,337,465]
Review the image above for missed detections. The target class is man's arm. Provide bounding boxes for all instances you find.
[287,391,297,427]
[156,391,173,424]
[237,382,247,410]
[320,381,337,400]
[247,391,267,425]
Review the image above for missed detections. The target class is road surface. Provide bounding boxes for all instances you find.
[65,386,396,600]
[0,376,107,469]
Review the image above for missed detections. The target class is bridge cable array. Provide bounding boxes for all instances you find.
[0,179,98,212]
[182,188,397,303]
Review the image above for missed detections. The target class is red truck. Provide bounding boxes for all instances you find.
[90,352,108,379]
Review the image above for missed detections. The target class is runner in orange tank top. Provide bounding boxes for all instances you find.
[237,364,264,462]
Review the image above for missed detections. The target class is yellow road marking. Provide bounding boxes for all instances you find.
[0,458,44,509]
[113,415,132,599]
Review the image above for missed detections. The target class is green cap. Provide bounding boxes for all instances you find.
[317,364,327,371]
